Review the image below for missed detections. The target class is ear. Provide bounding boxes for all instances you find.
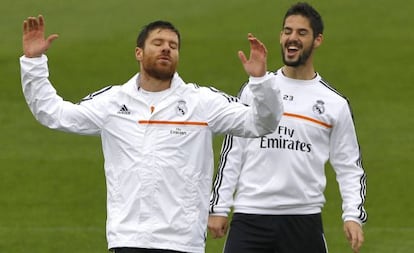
[135,47,143,61]
[313,34,323,49]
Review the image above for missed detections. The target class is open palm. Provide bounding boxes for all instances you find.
[238,33,267,77]
[22,15,58,58]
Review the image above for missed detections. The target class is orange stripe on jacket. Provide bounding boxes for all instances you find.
[138,120,208,126]
[283,112,332,128]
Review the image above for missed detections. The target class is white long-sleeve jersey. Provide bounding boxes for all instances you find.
[210,68,367,225]
[20,55,283,253]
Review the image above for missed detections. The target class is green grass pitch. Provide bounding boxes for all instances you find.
[0,0,413,252]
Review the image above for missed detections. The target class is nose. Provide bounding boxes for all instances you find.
[161,44,171,54]
[288,31,301,41]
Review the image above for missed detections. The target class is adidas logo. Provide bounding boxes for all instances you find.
[118,104,131,115]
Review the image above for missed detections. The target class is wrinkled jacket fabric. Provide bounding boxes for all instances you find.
[20,55,283,253]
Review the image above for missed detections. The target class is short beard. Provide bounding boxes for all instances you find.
[281,43,313,67]
[143,64,175,81]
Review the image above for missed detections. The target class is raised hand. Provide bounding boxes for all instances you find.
[238,33,267,77]
[22,15,59,58]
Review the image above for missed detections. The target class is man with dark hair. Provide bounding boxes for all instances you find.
[20,16,283,253]
[136,20,181,49]
[209,2,367,253]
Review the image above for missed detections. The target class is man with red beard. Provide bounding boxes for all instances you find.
[20,17,283,253]
[209,2,367,253]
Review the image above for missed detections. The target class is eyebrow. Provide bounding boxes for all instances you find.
[283,26,309,31]
[283,27,311,34]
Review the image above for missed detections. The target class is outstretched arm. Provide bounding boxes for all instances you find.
[22,15,58,57]
[238,33,267,77]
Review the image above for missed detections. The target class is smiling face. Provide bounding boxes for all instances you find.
[280,15,322,67]
[135,28,179,81]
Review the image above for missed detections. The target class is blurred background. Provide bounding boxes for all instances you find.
[1,0,413,252]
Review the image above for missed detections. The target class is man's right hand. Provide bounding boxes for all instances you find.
[208,215,228,239]
[23,15,58,58]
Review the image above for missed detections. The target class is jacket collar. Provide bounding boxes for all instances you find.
[121,72,185,97]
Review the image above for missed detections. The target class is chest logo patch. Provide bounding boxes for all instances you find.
[118,104,131,115]
[176,100,188,116]
[312,100,325,115]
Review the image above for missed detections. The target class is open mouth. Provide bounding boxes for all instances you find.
[286,44,300,57]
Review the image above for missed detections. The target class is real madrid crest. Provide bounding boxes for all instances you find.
[176,100,187,116]
[312,100,325,114]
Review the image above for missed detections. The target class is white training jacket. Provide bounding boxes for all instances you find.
[20,55,283,253]
[210,69,367,225]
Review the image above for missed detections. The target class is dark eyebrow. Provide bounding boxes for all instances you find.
[283,27,310,34]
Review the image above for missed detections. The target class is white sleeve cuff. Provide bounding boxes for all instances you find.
[209,212,228,217]
[248,73,271,84]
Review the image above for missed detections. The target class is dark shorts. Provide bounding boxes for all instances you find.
[110,248,185,253]
[224,213,328,253]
